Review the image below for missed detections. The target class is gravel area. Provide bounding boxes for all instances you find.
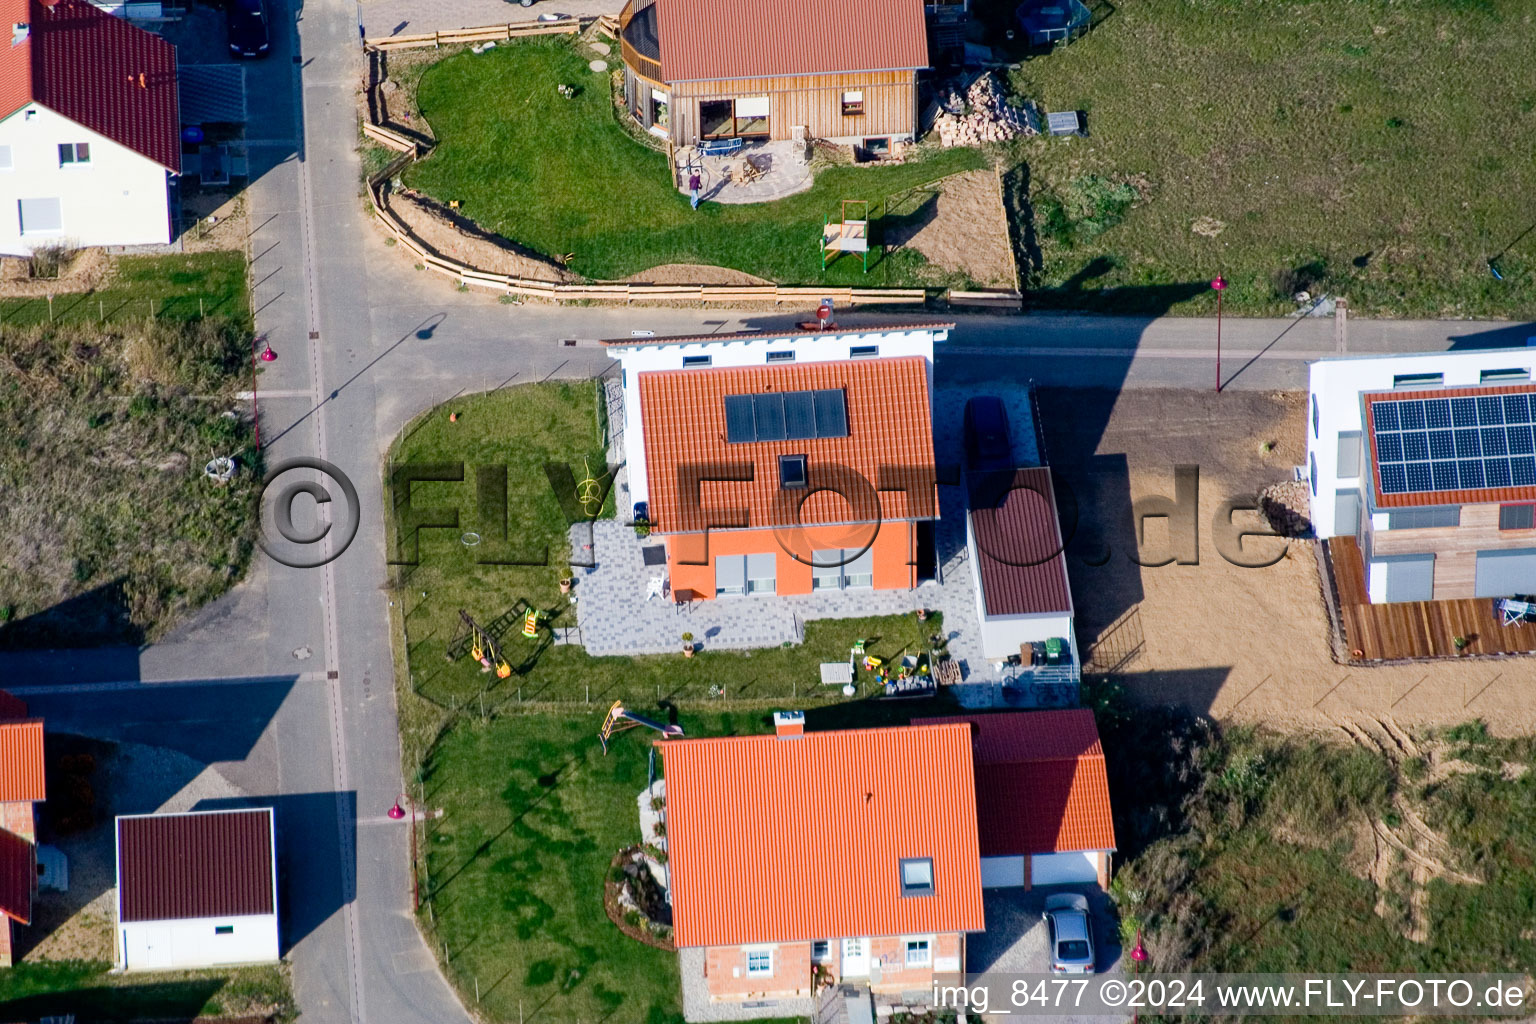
[678,946,814,1023]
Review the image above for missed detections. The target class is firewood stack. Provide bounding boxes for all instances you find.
[934,73,1039,147]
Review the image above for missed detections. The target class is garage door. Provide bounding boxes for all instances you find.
[979,856,1025,888]
[1030,851,1099,886]
[1475,548,1536,598]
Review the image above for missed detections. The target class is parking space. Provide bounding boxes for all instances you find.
[968,886,1123,976]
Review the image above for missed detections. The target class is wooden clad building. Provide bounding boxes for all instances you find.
[619,0,929,147]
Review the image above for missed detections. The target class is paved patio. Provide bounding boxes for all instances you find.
[674,140,813,205]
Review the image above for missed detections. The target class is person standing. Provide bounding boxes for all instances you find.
[689,169,702,210]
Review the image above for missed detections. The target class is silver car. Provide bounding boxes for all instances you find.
[1043,893,1095,974]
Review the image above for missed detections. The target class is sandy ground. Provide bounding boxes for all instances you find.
[0,249,112,297]
[384,189,577,283]
[180,191,251,254]
[19,741,245,963]
[1040,388,1536,736]
[623,264,771,286]
[886,169,1015,289]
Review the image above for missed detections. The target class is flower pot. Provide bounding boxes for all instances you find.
[560,578,573,595]
[682,643,695,658]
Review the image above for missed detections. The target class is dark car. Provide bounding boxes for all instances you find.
[227,0,271,58]
[964,396,1013,472]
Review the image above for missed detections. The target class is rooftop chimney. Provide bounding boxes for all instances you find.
[773,711,805,739]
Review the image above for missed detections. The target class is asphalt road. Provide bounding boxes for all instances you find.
[3,0,1535,1021]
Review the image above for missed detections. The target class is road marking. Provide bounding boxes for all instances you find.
[238,389,312,399]
[6,673,329,696]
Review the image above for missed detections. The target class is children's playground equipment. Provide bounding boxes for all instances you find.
[821,199,871,273]
[599,700,685,754]
[450,609,511,678]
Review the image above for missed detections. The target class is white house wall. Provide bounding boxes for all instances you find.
[1306,348,1536,538]
[0,104,172,255]
[609,327,946,514]
[977,611,1075,663]
[118,912,279,971]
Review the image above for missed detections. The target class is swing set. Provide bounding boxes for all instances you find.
[599,700,685,754]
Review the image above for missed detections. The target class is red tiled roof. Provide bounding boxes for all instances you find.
[653,0,929,83]
[1366,384,1536,508]
[915,711,1116,856]
[0,689,28,721]
[661,723,984,948]
[968,467,1073,617]
[638,356,938,533]
[117,809,275,923]
[0,721,45,803]
[601,323,955,348]
[0,827,34,924]
[0,0,180,172]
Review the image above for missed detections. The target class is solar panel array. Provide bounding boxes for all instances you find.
[1372,393,1536,495]
[724,389,848,443]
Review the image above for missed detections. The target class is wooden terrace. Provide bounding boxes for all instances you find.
[1324,536,1536,662]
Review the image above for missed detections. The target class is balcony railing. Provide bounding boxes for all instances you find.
[618,0,665,86]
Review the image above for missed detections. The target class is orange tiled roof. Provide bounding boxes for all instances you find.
[915,711,1116,856]
[638,356,938,534]
[660,723,985,948]
[0,721,45,803]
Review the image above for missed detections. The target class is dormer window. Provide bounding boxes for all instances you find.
[766,350,794,362]
[899,857,934,897]
[12,22,28,46]
[682,354,711,367]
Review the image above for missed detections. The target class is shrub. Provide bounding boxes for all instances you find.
[27,243,74,280]
[1035,175,1141,249]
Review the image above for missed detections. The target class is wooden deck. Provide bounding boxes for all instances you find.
[1324,537,1536,662]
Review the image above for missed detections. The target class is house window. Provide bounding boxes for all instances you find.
[701,98,769,138]
[849,345,879,358]
[746,552,776,594]
[1481,368,1530,383]
[1309,453,1317,497]
[1500,503,1536,531]
[811,940,831,963]
[745,948,773,976]
[841,90,865,116]
[18,197,62,236]
[899,857,934,896]
[766,350,794,362]
[1393,372,1443,388]
[682,354,711,367]
[1387,507,1461,530]
[863,137,891,158]
[0,145,11,171]
[779,454,808,489]
[1311,396,1319,437]
[811,547,873,590]
[1337,430,1362,478]
[734,96,770,136]
[715,554,746,597]
[904,938,932,966]
[58,142,90,166]
[215,925,234,935]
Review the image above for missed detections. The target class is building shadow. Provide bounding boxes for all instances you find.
[1445,321,1536,350]
[0,977,225,1022]
[193,790,357,952]
[0,577,142,652]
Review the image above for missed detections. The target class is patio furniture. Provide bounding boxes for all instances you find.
[820,661,854,686]
[699,137,743,157]
[645,577,667,601]
[673,588,696,613]
[1495,597,1536,627]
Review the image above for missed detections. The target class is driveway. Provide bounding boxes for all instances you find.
[965,886,1127,1022]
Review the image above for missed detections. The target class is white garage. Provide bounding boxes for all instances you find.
[980,856,1025,888]
[1029,851,1102,887]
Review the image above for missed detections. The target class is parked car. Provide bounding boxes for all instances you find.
[963,395,1013,472]
[227,0,270,58]
[1043,893,1095,974]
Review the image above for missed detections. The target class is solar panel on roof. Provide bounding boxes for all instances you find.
[753,394,787,441]
[813,389,848,438]
[783,392,816,440]
[1372,393,1536,497]
[724,394,755,442]
[722,388,849,443]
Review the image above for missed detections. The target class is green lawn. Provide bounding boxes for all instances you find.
[1099,686,1536,975]
[0,251,251,327]
[402,38,989,285]
[997,0,1536,317]
[0,961,294,1021]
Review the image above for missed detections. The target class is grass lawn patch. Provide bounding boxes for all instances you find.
[0,252,251,327]
[1100,685,1536,972]
[401,38,989,285]
[0,317,258,647]
[1001,0,1536,317]
[0,961,295,1021]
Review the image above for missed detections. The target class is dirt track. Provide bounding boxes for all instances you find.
[1040,388,1536,736]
